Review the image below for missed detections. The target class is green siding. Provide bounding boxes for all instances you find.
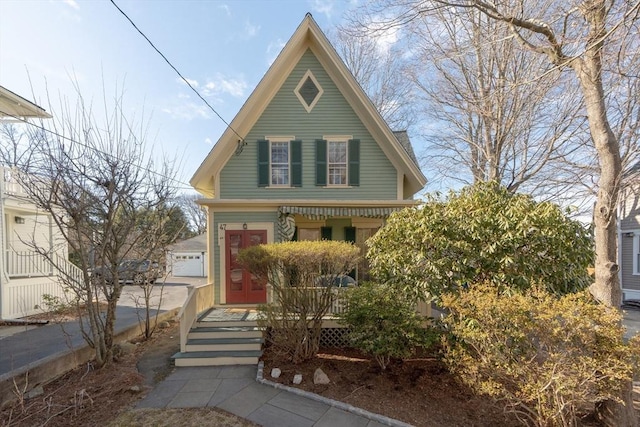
[212,211,278,304]
[220,49,398,200]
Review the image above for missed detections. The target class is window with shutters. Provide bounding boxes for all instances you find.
[258,138,301,188]
[316,137,360,187]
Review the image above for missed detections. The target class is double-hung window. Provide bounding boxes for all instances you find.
[328,140,347,186]
[315,137,360,187]
[270,141,289,186]
[257,138,302,188]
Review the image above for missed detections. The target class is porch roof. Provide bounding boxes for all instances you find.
[279,205,401,220]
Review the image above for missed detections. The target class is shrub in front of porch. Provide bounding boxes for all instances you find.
[339,281,439,370]
[238,240,359,363]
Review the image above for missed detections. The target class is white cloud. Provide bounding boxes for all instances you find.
[310,0,335,19]
[365,18,400,57]
[244,21,260,39]
[202,74,247,98]
[218,4,231,16]
[204,137,213,145]
[266,39,286,66]
[63,0,79,10]
[177,77,199,88]
[162,103,210,121]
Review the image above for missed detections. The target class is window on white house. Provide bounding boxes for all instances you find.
[270,141,289,186]
[328,140,347,186]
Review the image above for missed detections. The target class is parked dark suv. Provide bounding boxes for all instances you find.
[92,260,161,285]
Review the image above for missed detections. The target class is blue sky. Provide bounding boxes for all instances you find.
[0,0,358,193]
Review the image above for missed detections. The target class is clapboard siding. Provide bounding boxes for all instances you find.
[220,49,398,200]
[621,233,640,292]
[212,211,277,304]
[620,188,640,229]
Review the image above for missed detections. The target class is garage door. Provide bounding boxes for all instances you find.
[172,252,206,277]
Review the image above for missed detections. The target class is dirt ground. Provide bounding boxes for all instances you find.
[2,320,638,427]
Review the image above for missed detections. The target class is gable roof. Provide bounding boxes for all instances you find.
[0,86,52,120]
[191,14,426,197]
[169,233,207,252]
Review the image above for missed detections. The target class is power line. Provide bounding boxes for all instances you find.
[109,0,245,144]
[0,109,196,192]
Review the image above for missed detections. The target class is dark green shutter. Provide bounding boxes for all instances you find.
[258,139,269,187]
[344,226,356,243]
[291,139,302,187]
[316,139,327,186]
[348,139,360,186]
[321,226,332,240]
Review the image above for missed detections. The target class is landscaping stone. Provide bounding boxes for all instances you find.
[314,368,330,385]
[270,368,281,379]
[293,374,302,385]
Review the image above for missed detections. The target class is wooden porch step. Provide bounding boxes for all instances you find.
[185,337,263,352]
[188,326,263,339]
[172,350,262,367]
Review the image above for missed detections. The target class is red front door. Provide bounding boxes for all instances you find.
[225,229,267,304]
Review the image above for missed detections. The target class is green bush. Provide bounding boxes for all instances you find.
[339,281,438,370]
[367,182,593,303]
[238,240,360,363]
[440,283,637,426]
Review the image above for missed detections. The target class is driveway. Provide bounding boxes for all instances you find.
[118,275,205,312]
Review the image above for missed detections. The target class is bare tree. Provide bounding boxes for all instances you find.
[407,8,589,199]
[349,0,640,423]
[331,27,417,132]
[176,193,207,235]
[0,86,181,367]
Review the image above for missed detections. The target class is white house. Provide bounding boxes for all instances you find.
[0,86,78,319]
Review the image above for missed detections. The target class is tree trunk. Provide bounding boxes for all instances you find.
[572,3,631,424]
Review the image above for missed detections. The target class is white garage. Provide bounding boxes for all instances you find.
[167,234,207,277]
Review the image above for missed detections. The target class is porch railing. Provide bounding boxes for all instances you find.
[6,251,84,285]
[267,285,432,318]
[6,250,53,277]
[266,285,350,316]
[178,282,214,353]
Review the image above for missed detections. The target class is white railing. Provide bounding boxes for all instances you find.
[6,250,53,277]
[178,282,214,352]
[1,166,29,198]
[267,285,350,316]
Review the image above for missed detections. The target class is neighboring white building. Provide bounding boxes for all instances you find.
[166,233,207,277]
[619,162,640,301]
[0,86,79,319]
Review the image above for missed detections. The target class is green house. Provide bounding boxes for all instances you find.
[191,14,426,305]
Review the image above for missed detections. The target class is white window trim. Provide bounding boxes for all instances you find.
[267,136,294,188]
[633,232,640,275]
[324,135,351,188]
[295,70,324,113]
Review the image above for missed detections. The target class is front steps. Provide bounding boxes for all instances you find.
[173,308,264,367]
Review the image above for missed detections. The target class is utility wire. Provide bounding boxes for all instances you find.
[109,0,244,143]
[0,109,195,191]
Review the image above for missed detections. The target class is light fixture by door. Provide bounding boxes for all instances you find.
[14,216,25,224]
[242,223,248,230]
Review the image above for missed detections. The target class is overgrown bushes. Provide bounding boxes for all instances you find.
[339,281,438,370]
[440,283,638,426]
[238,240,359,363]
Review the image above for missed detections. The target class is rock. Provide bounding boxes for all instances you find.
[158,321,171,329]
[270,368,281,379]
[313,368,330,385]
[25,386,44,400]
[118,342,136,354]
[292,374,303,385]
[129,385,141,393]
